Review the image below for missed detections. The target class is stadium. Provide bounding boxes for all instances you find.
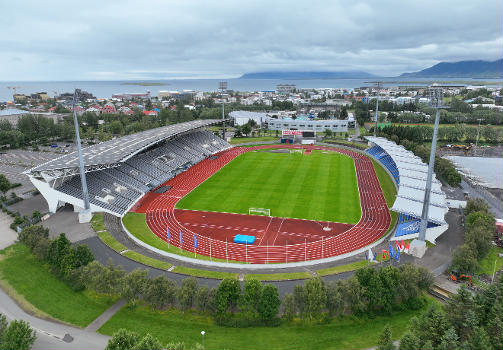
[25,119,449,267]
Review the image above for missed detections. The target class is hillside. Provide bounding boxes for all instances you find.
[239,71,377,79]
[400,59,503,78]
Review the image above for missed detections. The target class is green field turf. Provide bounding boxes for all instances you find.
[176,150,361,223]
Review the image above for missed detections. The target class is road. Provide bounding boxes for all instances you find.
[460,179,503,218]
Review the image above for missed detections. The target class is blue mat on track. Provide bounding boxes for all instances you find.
[234,234,256,244]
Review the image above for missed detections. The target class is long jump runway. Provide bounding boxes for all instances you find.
[132,145,391,264]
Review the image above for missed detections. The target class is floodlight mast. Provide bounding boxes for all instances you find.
[370,81,383,137]
[417,87,449,243]
[72,89,91,222]
[219,81,227,141]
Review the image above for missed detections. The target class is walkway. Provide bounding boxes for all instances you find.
[0,288,109,350]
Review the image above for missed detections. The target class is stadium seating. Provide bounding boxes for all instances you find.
[54,130,231,215]
[366,145,400,184]
[394,212,439,238]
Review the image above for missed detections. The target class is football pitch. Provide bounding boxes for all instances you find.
[176,150,361,223]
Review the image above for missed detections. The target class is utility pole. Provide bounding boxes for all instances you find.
[219,81,228,141]
[72,89,92,223]
[410,86,448,257]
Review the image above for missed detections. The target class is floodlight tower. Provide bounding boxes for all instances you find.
[370,81,383,137]
[409,86,449,257]
[219,81,228,140]
[72,89,92,223]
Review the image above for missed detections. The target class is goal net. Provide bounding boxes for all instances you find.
[248,208,271,216]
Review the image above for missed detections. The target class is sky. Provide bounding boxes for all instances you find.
[0,0,501,81]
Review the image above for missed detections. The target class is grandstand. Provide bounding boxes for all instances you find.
[24,120,230,217]
[365,136,449,242]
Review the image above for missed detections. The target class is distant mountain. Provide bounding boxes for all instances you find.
[239,71,378,79]
[400,59,503,78]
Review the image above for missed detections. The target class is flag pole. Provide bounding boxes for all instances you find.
[305,237,307,262]
[226,237,228,264]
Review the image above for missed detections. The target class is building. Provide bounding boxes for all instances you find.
[229,111,268,126]
[112,91,151,100]
[266,118,349,133]
[276,84,296,94]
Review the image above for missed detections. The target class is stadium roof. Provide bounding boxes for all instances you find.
[365,136,449,226]
[392,197,448,225]
[400,176,443,193]
[397,186,446,208]
[29,119,222,172]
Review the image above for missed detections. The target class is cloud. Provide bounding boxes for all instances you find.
[0,0,501,80]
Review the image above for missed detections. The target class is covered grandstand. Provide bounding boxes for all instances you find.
[24,120,229,217]
[365,136,449,243]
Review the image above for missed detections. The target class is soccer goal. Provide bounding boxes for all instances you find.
[248,208,271,216]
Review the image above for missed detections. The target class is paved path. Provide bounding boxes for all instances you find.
[85,299,126,332]
[0,212,16,250]
[0,288,108,350]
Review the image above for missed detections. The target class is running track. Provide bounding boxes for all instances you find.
[132,145,390,263]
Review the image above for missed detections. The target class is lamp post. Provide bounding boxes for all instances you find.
[201,330,205,348]
[219,81,227,141]
[410,86,449,257]
[475,118,483,155]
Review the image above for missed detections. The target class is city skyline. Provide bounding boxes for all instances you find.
[1,0,501,81]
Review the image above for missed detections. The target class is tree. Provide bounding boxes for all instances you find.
[304,277,326,320]
[241,123,251,137]
[240,279,262,319]
[464,198,489,216]
[0,174,11,197]
[325,281,343,317]
[377,325,396,350]
[412,305,449,348]
[324,129,333,138]
[281,293,296,322]
[257,284,281,322]
[216,278,241,314]
[293,285,306,318]
[105,328,140,350]
[121,269,148,307]
[0,320,37,350]
[195,286,210,313]
[451,244,479,275]
[437,327,460,350]
[398,331,420,350]
[144,276,177,309]
[465,326,491,350]
[132,334,163,350]
[0,313,7,341]
[177,277,198,312]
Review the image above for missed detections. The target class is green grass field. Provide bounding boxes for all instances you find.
[99,298,439,350]
[177,150,361,224]
[0,244,115,327]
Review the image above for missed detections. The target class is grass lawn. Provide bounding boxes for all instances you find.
[244,271,312,281]
[317,260,370,277]
[171,266,238,279]
[177,150,361,223]
[99,298,438,350]
[478,246,503,276]
[123,251,172,270]
[123,213,242,264]
[371,159,397,208]
[0,244,115,327]
[229,136,278,145]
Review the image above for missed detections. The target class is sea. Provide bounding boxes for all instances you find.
[446,156,503,189]
[1,77,501,102]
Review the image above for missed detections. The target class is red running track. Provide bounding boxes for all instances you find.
[132,145,391,263]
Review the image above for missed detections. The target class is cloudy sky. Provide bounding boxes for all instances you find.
[0,0,501,81]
